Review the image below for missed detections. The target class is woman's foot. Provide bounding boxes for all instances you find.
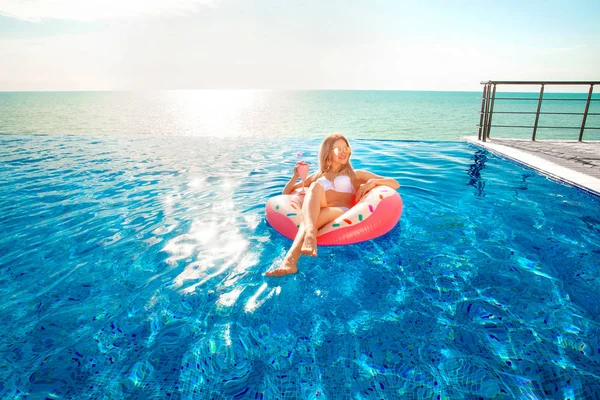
[301,229,318,257]
[265,257,298,277]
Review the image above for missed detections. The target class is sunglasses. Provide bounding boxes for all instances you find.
[333,146,351,156]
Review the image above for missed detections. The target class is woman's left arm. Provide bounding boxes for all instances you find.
[355,170,400,199]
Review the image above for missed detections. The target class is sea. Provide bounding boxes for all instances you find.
[1,90,599,140]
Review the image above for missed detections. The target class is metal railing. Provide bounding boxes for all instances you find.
[477,81,600,142]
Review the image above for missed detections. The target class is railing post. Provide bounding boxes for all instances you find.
[482,83,492,142]
[531,84,545,141]
[578,84,594,141]
[486,84,497,139]
[478,84,488,140]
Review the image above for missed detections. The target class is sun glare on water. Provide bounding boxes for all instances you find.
[166,90,264,137]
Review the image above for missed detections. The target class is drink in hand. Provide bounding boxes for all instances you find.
[298,162,309,193]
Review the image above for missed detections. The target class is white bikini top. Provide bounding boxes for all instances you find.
[316,174,355,194]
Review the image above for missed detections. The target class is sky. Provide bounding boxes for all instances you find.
[0,0,599,91]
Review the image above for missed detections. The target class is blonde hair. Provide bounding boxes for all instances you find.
[317,133,356,180]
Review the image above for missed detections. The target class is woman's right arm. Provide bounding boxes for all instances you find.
[282,162,315,195]
[282,168,300,195]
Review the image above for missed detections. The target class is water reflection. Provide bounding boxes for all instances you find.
[467,150,488,196]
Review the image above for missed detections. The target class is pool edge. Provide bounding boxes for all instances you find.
[462,136,600,198]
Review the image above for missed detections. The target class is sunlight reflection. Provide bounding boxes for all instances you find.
[223,323,232,347]
[156,157,269,309]
[187,176,205,190]
[245,283,280,313]
[166,90,263,136]
[217,287,244,308]
[212,253,261,309]
[162,219,219,264]
[242,214,261,231]
[222,252,258,287]
[161,193,177,215]
[165,209,254,294]
[173,231,249,294]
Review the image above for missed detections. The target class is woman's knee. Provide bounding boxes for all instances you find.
[305,182,327,210]
[308,181,324,195]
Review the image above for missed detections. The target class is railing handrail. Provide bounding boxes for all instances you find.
[477,81,598,142]
[491,97,599,101]
[480,80,600,85]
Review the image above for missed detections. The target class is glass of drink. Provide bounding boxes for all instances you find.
[298,161,309,194]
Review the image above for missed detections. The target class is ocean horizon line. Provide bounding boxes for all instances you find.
[1,88,597,95]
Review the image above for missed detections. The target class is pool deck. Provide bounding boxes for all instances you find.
[462,136,600,196]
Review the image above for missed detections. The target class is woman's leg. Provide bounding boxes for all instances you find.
[265,208,345,276]
[265,224,306,277]
[301,182,327,257]
[266,183,343,276]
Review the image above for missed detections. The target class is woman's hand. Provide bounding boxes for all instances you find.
[355,179,376,201]
[292,161,302,178]
[283,162,304,195]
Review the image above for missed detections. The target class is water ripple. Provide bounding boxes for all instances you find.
[1,135,600,398]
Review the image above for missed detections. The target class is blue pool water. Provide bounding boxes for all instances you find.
[1,134,600,399]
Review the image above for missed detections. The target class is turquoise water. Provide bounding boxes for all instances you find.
[1,134,600,398]
[1,90,599,140]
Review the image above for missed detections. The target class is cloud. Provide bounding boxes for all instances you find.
[542,44,587,54]
[0,0,216,22]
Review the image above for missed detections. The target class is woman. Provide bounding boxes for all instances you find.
[266,133,400,277]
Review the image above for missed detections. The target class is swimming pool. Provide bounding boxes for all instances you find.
[1,134,599,399]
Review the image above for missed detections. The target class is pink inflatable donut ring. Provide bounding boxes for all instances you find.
[265,186,403,246]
